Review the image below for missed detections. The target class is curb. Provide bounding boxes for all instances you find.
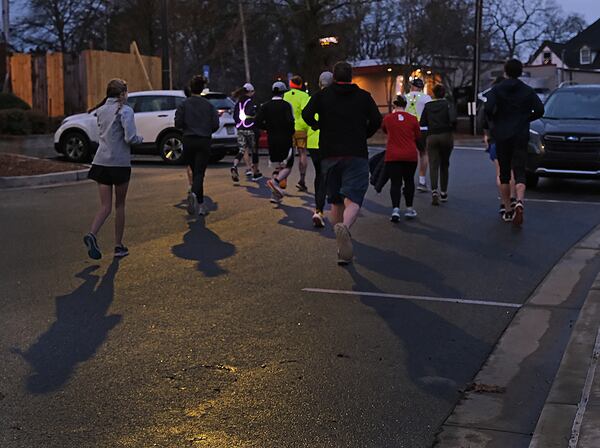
[435,224,600,448]
[0,168,90,189]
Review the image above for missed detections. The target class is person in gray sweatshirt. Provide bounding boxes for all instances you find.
[175,75,220,216]
[84,78,143,260]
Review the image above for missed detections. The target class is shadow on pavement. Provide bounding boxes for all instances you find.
[173,195,219,214]
[171,218,236,277]
[345,262,490,402]
[13,261,122,394]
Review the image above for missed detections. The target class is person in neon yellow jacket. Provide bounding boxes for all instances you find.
[305,71,333,228]
[283,75,310,192]
[404,78,432,192]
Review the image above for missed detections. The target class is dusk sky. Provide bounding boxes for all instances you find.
[562,0,600,23]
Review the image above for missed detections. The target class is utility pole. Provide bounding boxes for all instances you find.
[2,0,10,93]
[161,0,171,90]
[239,0,251,83]
[472,0,483,135]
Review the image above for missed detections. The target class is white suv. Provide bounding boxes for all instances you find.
[54,90,238,164]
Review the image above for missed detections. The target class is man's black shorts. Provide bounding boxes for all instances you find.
[322,157,369,206]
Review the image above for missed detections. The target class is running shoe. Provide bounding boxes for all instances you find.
[187,191,198,215]
[245,169,253,177]
[513,201,524,226]
[270,193,282,204]
[431,192,440,206]
[503,210,514,222]
[440,192,448,203]
[230,167,240,184]
[296,181,308,192]
[417,182,428,192]
[334,223,353,265]
[252,172,263,181]
[267,179,284,200]
[84,233,102,260]
[391,207,401,223]
[499,203,506,215]
[312,211,325,228]
[114,245,129,258]
[510,197,517,210]
[405,208,418,219]
[197,203,209,216]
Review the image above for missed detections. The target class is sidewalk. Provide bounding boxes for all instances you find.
[435,225,600,448]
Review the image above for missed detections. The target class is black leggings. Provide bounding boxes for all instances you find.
[308,149,326,212]
[183,136,211,203]
[386,161,418,208]
[496,135,528,185]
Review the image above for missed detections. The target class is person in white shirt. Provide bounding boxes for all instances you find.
[404,78,432,192]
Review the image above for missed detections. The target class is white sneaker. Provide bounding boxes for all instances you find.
[197,203,208,216]
[405,207,417,219]
[334,223,353,265]
[187,192,198,215]
[391,207,401,223]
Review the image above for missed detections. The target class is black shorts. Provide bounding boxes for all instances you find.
[269,144,294,168]
[88,164,131,185]
[322,157,369,206]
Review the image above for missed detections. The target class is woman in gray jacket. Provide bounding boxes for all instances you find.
[84,78,142,260]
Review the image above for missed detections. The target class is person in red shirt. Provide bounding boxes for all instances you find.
[382,95,421,222]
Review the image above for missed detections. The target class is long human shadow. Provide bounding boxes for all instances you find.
[171,218,236,277]
[345,258,492,403]
[243,180,272,199]
[173,195,219,214]
[13,261,122,394]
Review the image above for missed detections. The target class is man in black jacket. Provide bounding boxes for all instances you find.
[302,61,382,265]
[485,59,544,226]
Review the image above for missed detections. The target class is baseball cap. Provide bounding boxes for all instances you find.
[272,81,288,93]
[411,78,425,89]
[243,82,255,92]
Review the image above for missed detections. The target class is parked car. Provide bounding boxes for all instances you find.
[54,90,238,164]
[527,84,600,188]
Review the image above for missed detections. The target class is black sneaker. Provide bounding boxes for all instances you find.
[230,167,240,184]
[499,203,506,215]
[431,192,440,206]
[84,233,102,260]
[114,245,129,258]
[252,172,263,181]
[296,181,308,192]
[510,197,517,210]
[440,192,448,203]
[502,210,514,222]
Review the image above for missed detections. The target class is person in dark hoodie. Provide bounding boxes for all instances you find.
[231,82,262,183]
[420,84,457,206]
[175,75,220,216]
[257,81,296,204]
[484,59,544,226]
[302,61,382,265]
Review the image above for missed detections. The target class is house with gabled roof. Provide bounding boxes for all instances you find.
[527,18,600,88]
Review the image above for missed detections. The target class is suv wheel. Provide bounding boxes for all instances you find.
[526,171,539,189]
[62,131,91,163]
[159,132,184,164]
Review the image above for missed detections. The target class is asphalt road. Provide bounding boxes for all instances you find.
[2,148,600,448]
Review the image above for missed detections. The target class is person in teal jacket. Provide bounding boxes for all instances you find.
[306,71,333,228]
[283,75,310,191]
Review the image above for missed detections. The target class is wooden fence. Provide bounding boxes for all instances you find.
[9,49,162,117]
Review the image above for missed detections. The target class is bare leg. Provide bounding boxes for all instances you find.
[298,148,308,184]
[243,149,251,171]
[114,182,130,246]
[330,203,344,226]
[186,166,193,187]
[494,160,501,189]
[500,183,511,210]
[90,184,113,236]
[342,198,360,229]
[515,182,525,202]
[276,167,292,181]
[510,172,517,199]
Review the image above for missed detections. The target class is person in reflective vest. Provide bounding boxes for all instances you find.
[404,78,432,192]
[283,75,310,192]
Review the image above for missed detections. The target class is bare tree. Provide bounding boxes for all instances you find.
[15,0,106,52]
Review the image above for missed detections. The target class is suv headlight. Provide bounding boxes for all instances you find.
[529,129,544,155]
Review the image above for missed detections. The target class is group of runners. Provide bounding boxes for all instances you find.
[82,58,543,265]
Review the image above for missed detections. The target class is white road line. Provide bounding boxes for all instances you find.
[525,198,600,206]
[302,288,522,309]
[568,326,600,448]
[454,145,486,151]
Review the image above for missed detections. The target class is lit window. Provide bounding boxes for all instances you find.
[580,46,592,65]
[543,52,552,65]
